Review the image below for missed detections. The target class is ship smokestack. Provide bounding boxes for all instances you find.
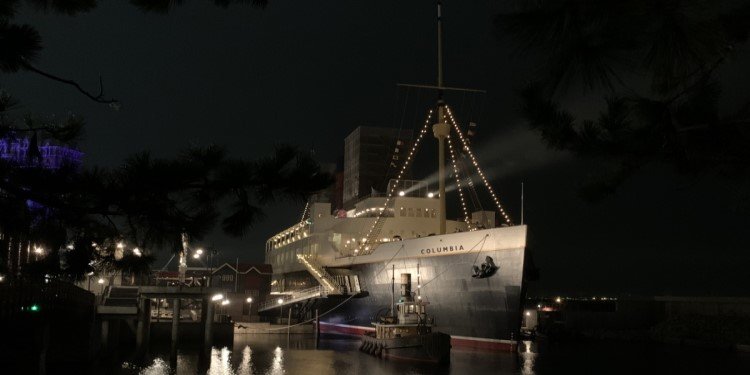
[400,273,412,299]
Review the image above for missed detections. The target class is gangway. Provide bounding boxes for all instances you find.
[258,255,365,312]
[257,286,328,312]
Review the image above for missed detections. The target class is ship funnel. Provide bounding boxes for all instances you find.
[400,273,412,299]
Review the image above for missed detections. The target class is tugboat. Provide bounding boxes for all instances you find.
[359,268,451,363]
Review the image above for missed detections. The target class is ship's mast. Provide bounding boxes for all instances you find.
[432,0,449,235]
[354,1,511,255]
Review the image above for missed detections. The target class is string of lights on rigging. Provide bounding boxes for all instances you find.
[445,105,513,226]
[447,133,473,230]
[357,109,435,254]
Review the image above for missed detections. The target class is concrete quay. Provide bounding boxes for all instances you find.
[234,322,313,334]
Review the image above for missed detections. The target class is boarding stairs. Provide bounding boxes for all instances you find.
[296,254,343,294]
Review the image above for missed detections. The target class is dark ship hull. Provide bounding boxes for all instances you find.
[271,243,526,351]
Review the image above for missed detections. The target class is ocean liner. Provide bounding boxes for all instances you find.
[259,2,527,351]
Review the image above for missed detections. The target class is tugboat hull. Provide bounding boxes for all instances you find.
[360,332,451,363]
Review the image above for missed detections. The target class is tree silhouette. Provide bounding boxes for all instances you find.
[496,0,750,200]
[1,136,331,280]
[1,0,268,105]
[0,0,335,282]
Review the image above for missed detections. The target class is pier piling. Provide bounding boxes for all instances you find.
[203,299,214,350]
[171,298,181,354]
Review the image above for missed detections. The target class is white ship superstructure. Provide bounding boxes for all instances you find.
[266,180,498,278]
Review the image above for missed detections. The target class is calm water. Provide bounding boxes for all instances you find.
[102,335,750,375]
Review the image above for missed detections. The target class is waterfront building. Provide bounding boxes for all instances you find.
[210,263,273,322]
[153,267,213,287]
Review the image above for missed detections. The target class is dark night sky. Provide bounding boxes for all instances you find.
[4,1,750,296]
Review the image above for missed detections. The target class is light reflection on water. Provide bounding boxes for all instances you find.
[117,335,513,375]
[519,340,536,375]
[113,335,750,375]
[138,358,169,375]
[207,347,234,375]
[236,346,252,375]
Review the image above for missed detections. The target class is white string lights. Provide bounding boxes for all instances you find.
[445,105,513,226]
[350,102,514,255]
[299,201,310,223]
[447,133,473,230]
[357,109,435,254]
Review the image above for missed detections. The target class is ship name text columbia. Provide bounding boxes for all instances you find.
[420,245,465,254]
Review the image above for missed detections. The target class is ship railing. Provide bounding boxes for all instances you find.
[258,285,327,311]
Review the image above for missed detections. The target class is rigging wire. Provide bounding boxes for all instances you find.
[445,105,512,225]
[357,109,435,254]
[160,253,175,271]
[380,86,412,191]
[258,293,359,332]
[458,153,483,213]
[373,244,405,279]
[447,133,472,228]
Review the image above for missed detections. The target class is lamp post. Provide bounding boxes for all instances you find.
[246,297,253,318]
[96,276,107,300]
[207,247,217,287]
[192,248,214,286]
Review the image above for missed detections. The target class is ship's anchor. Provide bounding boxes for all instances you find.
[472,256,498,278]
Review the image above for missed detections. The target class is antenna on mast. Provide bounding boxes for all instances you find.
[437,0,444,98]
[521,182,523,225]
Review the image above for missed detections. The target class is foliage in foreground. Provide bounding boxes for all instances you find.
[0,88,331,281]
[496,0,750,201]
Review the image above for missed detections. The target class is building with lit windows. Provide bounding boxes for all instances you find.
[342,126,413,210]
[210,263,273,321]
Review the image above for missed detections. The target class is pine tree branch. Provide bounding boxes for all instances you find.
[20,59,119,105]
